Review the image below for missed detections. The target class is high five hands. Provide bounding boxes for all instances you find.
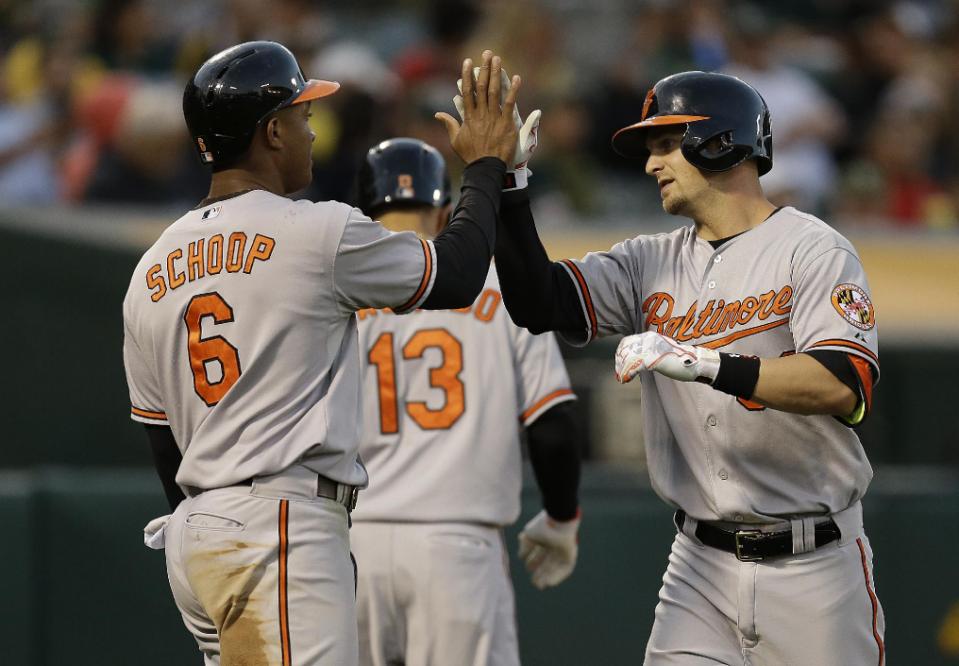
[435,50,520,166]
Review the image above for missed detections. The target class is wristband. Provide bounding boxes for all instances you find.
[711,353,761,399]
[503,167,529,191]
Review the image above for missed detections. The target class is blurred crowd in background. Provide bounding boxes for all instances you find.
[2,0,958,230]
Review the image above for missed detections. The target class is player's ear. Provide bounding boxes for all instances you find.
[264,115,283,150]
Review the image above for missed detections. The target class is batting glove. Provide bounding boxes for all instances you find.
[455,67,540,190]
[518,509,580,590]
[143,514,171,550]
[614,332,721,385]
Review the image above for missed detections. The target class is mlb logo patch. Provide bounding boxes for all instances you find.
[201,206,221,221]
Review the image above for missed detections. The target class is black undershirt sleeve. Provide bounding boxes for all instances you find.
[805,349,862,396]
[496,188,586,335]
[144,424,187,512]
[422,157,506,310]
[525,402,581,521]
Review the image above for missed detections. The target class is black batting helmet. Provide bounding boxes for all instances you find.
[183,41,339,168]
[357,138,452,217]
[611,71,772,176]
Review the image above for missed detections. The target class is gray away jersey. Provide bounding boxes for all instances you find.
[351,266,575,526]
[122,190,438,492]
[560,207,879,522]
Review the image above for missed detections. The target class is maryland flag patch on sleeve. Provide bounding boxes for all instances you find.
[831,284,876,330]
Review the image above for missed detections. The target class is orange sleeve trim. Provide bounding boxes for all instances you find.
[131,406,167,420]
[848,355,874,414]
[808,339,879,365]
[560,260,598,340]
[698,318,789,350]
[278,500,292,666]
[395,238,433,313]
[856,538,885,665]
[521,388,575,422]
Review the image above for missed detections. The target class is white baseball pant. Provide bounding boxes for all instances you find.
[163,466,359,665]
[645,502,885,665]
[351,522,519,666]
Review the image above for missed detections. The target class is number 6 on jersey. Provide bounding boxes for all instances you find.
[183,292,242,406]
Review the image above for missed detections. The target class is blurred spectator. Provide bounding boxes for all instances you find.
[588,3,697,175]
[834,3,957,227]
[527,94,601,216]
[91,0,178,73]
[723,3,846,215]
[81,79,206,206]
[0,28,97,204]
[0,41,61,204]
[838,107,954,227]
[386,0,482,189]
[466,0,600,215]
[0,0,955,228]
[393,0,481,87]
[302,42,400,204]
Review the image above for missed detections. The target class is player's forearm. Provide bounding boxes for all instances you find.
[526,402,581,521]
[144,425,187,512]
[497,189,585,334]
[423,157,505,309]
[750,353,857,416]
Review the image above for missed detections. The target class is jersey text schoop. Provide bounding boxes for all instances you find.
[145,232,276,302]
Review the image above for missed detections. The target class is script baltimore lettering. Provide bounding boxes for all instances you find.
[642,285,793,342]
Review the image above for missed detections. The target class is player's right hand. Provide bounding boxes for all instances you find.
[435,50,520,166]
[454,67,541,173]
[614,332,721,385]
[518,509,581,590]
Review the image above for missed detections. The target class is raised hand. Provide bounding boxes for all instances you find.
[454,67,541,173]
[435,50,520,166]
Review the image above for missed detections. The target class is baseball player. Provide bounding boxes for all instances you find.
[123,43,521,665]
[348,137,582,666]
[490,71,885,665]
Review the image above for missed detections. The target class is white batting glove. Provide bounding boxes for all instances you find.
[517,509,580,590]
[614,332,721,385]
[143,514,171,550]
[455,67,540,189]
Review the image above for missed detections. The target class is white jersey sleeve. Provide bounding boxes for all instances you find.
[558,236,645,345]
[512,329,576,426]
[122,318,169,426]
[790,242,879,377]
[333,208,437,314]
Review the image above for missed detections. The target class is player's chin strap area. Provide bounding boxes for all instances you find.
[675,502,863,562]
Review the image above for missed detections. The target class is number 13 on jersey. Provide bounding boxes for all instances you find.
[367,328,465,434]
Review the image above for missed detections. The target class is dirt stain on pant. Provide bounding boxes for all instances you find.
[187,545,274,666]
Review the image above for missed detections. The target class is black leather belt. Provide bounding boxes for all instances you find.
[240,474,359,512]
[675,510,841,562]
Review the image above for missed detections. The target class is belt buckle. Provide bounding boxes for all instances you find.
[734,529,765,562]
[333,482,358,511]
[342,485,358,512]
